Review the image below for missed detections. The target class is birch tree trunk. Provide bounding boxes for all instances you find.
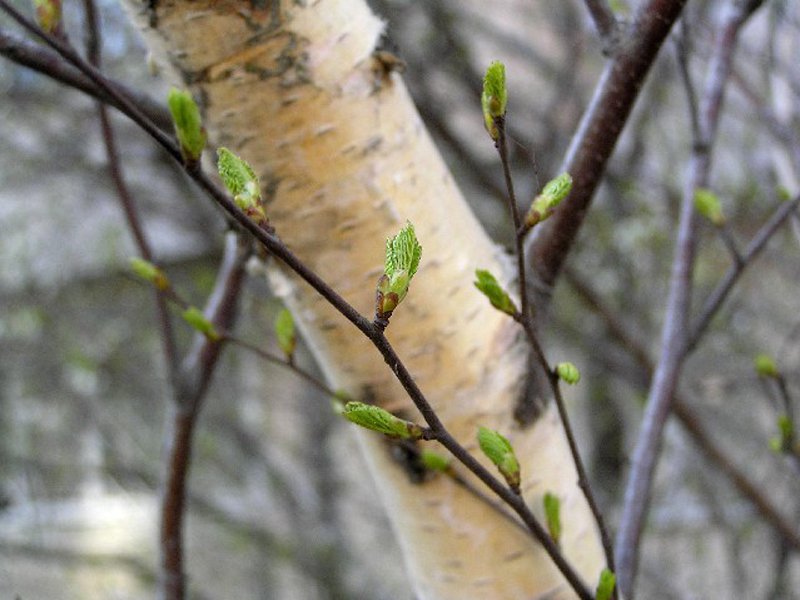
[122,1,605,597]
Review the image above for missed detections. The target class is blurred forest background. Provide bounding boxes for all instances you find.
[1,0,799,598]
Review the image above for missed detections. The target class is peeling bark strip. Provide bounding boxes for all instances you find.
[122,1,604,597]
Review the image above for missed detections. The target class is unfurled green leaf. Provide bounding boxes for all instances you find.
[375,222,422,320]
[694,188,725,226]
[556,362,581,385]
[342,401,424,439]
[595,569,616,600]
[543,492,562,544]
[168,88,206,162]
[420,449,451,472]
[474,269,517,316]
[274,308,296,359]
[754,353,778,378]
[181,307,221,342]
[129,257,169,291]
[481,61,507,140]
[525,173,573,229]
[477,426,520,491]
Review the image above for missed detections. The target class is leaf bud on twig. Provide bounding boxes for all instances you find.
[167,88,207,164]
[342,401,424,439]
[477,426,521,492]
[474,269,517,316]
[375,222,422,324]
[481,61,507,140]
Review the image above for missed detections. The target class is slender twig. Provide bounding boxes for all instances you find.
[495,118,616,586]
[582,0,620,53]
[0,27,172,130]
[687,194,800,353]
[564,269,800,551]
[0,5,595,595]
[615,3,765,595]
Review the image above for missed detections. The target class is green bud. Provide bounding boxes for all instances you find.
[217,148,268,225]
[274,308,296,359]
[693,188,725,226]
[181,307,221,342]
[754,353,779,378]
[481,61,507,140]
[774,415,794,453]
[543,492,562,545]
[556,362,581,385]
[342,401,424,439]
[525,173,573,230]
[420,449,451,473]
[477,426,521,492]
[167,88,207,163]
[375,222,422,320]
[33,0,62,36]
[129,257,170,291]
[474,269,517,316]
[595,568,616,600]
[776,186,792,202]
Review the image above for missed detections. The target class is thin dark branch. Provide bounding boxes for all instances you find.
[0,27,172,130]
[615,3,764,594]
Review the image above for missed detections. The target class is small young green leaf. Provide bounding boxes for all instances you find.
[481,61,507,140]
[342,401,424,439]
[474,269,517,316]
[167,88,206,163]
[181,307,221,342]
[274,308,296,359]
[477,426,521,492]
[595,569,616,600]
[693,188,725,226]
[34,0,62,35]
[525,173,573,230]
[556,362,581,385]
[754,353,779,378]
[217,148,268,225]
[543,492,562,545]
[375,222,422,320]
[420,449,451,472]
[129,257,170,291]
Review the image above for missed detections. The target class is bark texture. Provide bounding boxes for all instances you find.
[122,1,605,597]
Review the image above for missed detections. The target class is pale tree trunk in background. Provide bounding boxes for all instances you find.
[122,1,605,597]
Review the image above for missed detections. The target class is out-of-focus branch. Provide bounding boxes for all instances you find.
[525,0,688,310]
[615,5,766,594]
[582,0,620,53]
[564,268,800,552]
[0,27,172,130]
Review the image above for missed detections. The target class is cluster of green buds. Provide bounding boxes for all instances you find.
[217,147,269,228]
[167,88,207,165]
[522,173,573,233]
[477,426,521,492]
[375,222,422,326]
[481,61,508,141]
